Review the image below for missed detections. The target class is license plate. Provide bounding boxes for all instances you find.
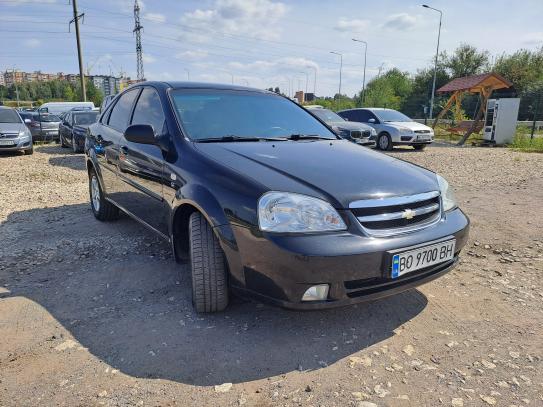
[0,140,15,146]
[417,135,430,141]
[47,131,57,135]
[391,239,455,278]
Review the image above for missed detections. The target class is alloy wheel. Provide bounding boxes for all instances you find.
[91,175,100,212]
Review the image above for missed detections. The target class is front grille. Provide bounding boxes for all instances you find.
[350,130,362,139]
[0,133,19,139]
[414,130,431,134]
[350,191,441,237]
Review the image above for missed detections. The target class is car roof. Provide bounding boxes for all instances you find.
[128,80,270,94]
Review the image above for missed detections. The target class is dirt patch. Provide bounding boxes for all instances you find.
[1,145,542,406]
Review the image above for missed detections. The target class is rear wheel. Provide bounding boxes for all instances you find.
[189,212,229,313]
[89,169,119,221]
[60,134,68,148]
[377,133,393,151]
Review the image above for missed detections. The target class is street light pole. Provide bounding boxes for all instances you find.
[422,4,442,120]
[352,38,368,106]
[70,0,86,101]
[184,68,190,81]
[299,71,308,101]
[330,51,343,109]
[307,65,317,96]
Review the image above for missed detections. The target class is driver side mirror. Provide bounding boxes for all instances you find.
[368,118,376,123]
[24,119,31,124]
[124,124,156,145]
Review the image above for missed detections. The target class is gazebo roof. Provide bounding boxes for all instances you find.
[437,72,512,94]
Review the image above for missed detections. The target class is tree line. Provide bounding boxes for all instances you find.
[314,44,543,121]
[0,78,104,107]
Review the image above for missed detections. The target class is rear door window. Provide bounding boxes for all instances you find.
[108,89,140,132]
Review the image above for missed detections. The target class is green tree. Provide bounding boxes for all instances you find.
[443,43,490,77]
[362,68,413,110]
[493,46,543,93]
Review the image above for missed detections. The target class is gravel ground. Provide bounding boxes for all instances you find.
[0,144,542,407]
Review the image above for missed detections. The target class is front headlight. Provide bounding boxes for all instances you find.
[398,127,412,135]
[258,192,347,233]
[19,130,26,136]
[436,174,457,211]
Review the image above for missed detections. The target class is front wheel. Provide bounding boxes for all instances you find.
[60,134,68,148]
[189,212,229,313]
[377,133,393,151]
[24,145,34,155]
[89,169,119,221]
[413,144,426,151]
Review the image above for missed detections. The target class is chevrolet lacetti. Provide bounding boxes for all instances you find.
[85,82,469,312]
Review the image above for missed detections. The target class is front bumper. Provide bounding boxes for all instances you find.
[356,138,377,147]
[227,208,469,310]
[0,136,32,151]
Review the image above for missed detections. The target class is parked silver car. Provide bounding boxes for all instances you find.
[338,108,434,151]
[25,112,62,142]
[0,106,33,154]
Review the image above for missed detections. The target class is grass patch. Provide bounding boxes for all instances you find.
[510,134,543,153]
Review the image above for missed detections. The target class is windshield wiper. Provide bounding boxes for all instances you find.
[286,134,334,140]
[196,135,287,143]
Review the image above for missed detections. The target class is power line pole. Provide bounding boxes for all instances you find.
[422,5,443,120]
[133,0,144,81]
[330,51,343,110]
[70,0,86,101]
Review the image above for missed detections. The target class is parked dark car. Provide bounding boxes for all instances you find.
[85,82,469,313]
[60,110,99,153]
[23,112,62,142]
[0,106,33,154]
[306,106,376,147]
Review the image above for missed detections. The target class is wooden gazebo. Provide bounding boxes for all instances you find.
[433,72,513,145]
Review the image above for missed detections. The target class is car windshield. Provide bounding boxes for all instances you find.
[73,112,98,125]
[37,114,61,122]
[170,89,337,141]
[310,108,345,123]
[0,109,22,123]
[374,109,412,122]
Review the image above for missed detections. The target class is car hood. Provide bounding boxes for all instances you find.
[328,121,374,132]
[0,123,25,133]
[194,140,438,209]
[383,121,433,131]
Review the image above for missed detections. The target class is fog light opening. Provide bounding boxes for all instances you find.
[302,284,330,301]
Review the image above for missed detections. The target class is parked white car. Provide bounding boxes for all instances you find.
[38,101,95,116]
[337,108,434,151]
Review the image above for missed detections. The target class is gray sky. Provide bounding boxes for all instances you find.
[1,0,542,97]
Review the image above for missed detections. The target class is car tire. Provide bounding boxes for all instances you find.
[413,144,426,151]
[60,134,68,148]
[377,133,393,151]
[89,168,119,221]
[189,211,229,313]
[24,145,34,155]
[72,135,82,153]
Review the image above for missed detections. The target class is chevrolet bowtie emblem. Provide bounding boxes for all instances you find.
[402,209,415,220]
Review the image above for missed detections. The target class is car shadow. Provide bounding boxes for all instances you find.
[34,144,67,155]
[48,154,86,171]
[0,203,428,386]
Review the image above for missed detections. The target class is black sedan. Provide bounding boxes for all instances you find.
[60,110,99,153]
[85,82,469,312]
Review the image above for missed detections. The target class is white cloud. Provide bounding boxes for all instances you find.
[334,18,370,33]
[382,13,420,30]
[143,13,166,23]
[175,50,209,60]
[142,53,156,63]
[180,0,287,41]
[23,38,41,48]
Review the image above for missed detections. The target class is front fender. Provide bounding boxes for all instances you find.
[172,183,230,228]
